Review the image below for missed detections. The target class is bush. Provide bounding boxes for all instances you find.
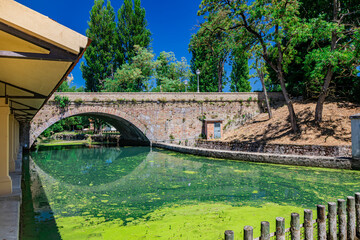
[54,95,70,108]
[74,98,83,106]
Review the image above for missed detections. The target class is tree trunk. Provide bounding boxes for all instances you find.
[315,0,338,123]
[257,68,272,119]
[218,60,224,92]
[278,73,298,132]
[315,67,333,122]
[275,25,298,132]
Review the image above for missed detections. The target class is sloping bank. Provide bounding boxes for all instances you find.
[153,142,360,170]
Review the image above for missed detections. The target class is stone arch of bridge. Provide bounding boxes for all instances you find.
[30,106,152,147]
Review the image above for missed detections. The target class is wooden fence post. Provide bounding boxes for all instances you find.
[304,209,313,240]
[225,230,234,240]
[317,205,326,240]
[291,213,300,240]
[244,226,253,240]
[348,196,356,240]
[276,217,285,240]
[356,193,360,238]
[328,202,337,240]
[261,221,270,240]
[338,199,347,240]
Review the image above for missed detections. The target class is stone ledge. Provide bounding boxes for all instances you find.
[196,140,351,157]
[154,143,360,170]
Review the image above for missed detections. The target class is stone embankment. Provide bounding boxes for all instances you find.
[154,142,359,170]
[195,140,351,157]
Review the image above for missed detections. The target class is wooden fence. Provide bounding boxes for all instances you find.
[224,193,360,240]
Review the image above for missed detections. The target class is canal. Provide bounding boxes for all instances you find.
[21,146,360,239]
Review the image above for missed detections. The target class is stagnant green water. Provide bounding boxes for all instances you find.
[22,146,360,240]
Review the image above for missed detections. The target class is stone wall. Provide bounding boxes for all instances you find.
[154,143,360,170]
[30,92,284,146]
[195,140,351,158]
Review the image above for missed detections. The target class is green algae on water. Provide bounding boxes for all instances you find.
[22,146,360,240]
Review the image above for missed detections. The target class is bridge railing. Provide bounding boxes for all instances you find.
[224,193,359,240]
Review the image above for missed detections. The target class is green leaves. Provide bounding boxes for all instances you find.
[103,46,155,92]
[81,0,151,92]
[153,52,193,92]
[117,0,152,64]
[81,0,117,92]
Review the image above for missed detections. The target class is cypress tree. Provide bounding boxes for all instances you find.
[81,0,117,92]
[117,0,151,64]
[230,48,251,92]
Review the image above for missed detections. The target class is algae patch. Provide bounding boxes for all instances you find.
[56,203,304,240]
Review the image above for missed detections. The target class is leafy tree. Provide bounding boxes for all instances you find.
[153,52,193,92]
[81,0,117,92]
[117,0,152,65]
[302,0,360,122]
[189,10,232,92]
[103,46,155,92]
[199,0,306,132]
[230,46,251,92]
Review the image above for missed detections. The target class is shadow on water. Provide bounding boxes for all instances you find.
[21,154,62,240]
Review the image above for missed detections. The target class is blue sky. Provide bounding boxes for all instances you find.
[16,0,261,91]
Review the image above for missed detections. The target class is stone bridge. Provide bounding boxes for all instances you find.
[30,92,284,147]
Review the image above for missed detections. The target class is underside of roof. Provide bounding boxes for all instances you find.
[0,0,89,122]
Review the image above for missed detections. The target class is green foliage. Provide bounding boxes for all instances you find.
[74,98,83,106]
[117,0,152,64]
[153,52,193,92]
[189,10,233,92]
[230,46,251,92]
[54,95,70,108]
[57,81,85,93]
[81,0,117,92]
[40,116,90,137]
[103,46,154,92]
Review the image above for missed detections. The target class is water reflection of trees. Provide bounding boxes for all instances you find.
[30,147,360,224]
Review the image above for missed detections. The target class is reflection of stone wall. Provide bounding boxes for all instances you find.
[31,92,284,146]
[196,140,351,157]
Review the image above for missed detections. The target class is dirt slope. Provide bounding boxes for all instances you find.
[223,101,360,146]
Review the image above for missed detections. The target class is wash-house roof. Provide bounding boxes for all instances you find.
[0,0,89,122]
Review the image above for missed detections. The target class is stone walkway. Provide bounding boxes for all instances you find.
[0,150,22,240]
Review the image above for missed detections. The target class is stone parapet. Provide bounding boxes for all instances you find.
[50,92,284,102]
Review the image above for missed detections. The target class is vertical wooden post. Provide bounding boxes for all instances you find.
[261,221,270,240]
[348,196,356,240]
[291,213,300,240]
[355,193,360,238]
[244,226,253,240]
[328,202,338,240]
[317,205,326,240]
[225,230,234,240]
[338,199,347,240]
[304,209,313,240]
[276,217,285,240]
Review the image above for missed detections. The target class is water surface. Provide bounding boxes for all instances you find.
[22,146,360,239]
